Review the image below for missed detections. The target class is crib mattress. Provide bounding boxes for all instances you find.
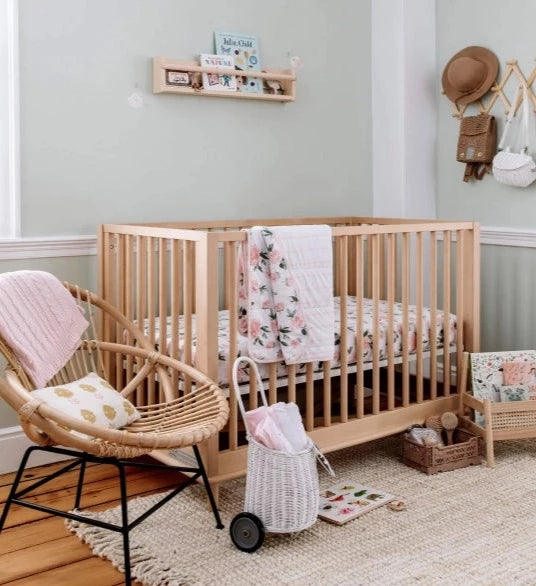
[141,297,456,387]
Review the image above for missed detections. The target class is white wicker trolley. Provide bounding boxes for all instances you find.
[230,357,333,552]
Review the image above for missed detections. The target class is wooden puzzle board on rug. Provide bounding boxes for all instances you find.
[318,481,395,525]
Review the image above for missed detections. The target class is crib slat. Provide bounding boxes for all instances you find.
[288,364,296,404]
[416,232,423,404]
[249,362,258,410]
[170,240,181,395]
[306,362,314,431]
[269,363,277,405]
[158,238,168,355]
[402,233,410,407]
[101,231,113,380]
[443,231,452,396]
[225,241,238,450]
[125,235,134,388]
[136,235,147,405]
[115,234,125,391]
[387,233,396,411]
[157,238,168,403]
[355,235,364,419]
[147,237,156,405]
[430,232,438,400]
[372,233,380,415]
[323,361,331,427]
[456,229,465,393]
[184,241,194,393]
[339,235,348,423]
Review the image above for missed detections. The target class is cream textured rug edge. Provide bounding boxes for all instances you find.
[67,437,536,586]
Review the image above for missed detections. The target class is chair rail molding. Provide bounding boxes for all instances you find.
[436,226,536,249]
[480,226,536,248]
[0,235,97,260]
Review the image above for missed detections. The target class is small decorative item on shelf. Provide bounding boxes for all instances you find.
[263,76,283,95]
[166,71,190,87]
[191,71,202,90]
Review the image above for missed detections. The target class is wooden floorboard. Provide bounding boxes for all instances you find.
[0,457,185,585]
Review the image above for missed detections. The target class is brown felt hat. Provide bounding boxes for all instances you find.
[442,46,499,105]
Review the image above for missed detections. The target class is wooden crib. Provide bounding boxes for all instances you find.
[98,217,480,490]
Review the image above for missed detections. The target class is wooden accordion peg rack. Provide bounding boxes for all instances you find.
[445,59,536,119]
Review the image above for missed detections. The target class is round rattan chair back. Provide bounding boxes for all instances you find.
[0,282,229,458]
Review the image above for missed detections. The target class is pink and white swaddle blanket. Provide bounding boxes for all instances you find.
[238,225,334,364]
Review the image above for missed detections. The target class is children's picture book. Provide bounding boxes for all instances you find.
[470,350,536,424]
[199,54,237,92]
[214,31,262,93]
[318,481,395,525]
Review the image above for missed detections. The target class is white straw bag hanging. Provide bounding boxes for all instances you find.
[232,357,334,534]
[492,84,536,187]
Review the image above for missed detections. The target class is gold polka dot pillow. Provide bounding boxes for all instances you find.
[32,372,141,431]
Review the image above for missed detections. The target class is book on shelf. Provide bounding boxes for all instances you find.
[214,31,262,94]
[318,480,395,525]
[199,54,237,92]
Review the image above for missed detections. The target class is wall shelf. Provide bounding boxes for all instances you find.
[153,57,296,103]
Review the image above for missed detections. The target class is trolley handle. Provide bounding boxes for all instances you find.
[232,357,269,435]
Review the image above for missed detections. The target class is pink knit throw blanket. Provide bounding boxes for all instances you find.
[0,271,89,387]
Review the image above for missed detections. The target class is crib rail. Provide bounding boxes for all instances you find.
[99,217,480,481]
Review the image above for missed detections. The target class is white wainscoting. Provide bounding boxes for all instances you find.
[0,426,71,474]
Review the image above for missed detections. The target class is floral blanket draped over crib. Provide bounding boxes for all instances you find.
[237,225,335,365]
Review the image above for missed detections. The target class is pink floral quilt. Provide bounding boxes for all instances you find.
[237,225,334,365]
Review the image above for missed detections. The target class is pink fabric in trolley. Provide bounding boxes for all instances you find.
[244,402,309,453]
[0,271,89,387]
[238,225,334,365]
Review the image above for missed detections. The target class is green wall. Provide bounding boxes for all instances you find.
[19,0,372,237]
[437,0,536,352]
[437,0,536,225]
[0,0,372,427]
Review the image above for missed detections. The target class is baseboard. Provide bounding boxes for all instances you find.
[0,426,71,474]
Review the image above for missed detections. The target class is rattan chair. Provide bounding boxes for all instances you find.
[0,281,229,585]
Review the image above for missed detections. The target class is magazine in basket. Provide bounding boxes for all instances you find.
[318,481,395,525]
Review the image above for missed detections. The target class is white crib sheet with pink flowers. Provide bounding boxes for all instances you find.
[145,296,457,387]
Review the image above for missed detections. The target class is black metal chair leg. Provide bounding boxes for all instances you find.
[192,444,224,529]
[0,445,38,532]
[117,461,132,586]
[74,457,87,509]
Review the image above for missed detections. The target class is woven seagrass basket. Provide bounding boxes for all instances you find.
[401,428,482,475]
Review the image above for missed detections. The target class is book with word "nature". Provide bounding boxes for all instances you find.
[200,54,237,92]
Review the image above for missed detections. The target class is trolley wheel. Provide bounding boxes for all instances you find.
[230,512,265,553]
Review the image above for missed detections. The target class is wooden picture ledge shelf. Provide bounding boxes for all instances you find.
[153,57,296,102]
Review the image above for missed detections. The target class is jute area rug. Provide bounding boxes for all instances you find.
[68,437,536,586]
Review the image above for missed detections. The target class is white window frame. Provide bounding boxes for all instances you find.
[0,0,20,238]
